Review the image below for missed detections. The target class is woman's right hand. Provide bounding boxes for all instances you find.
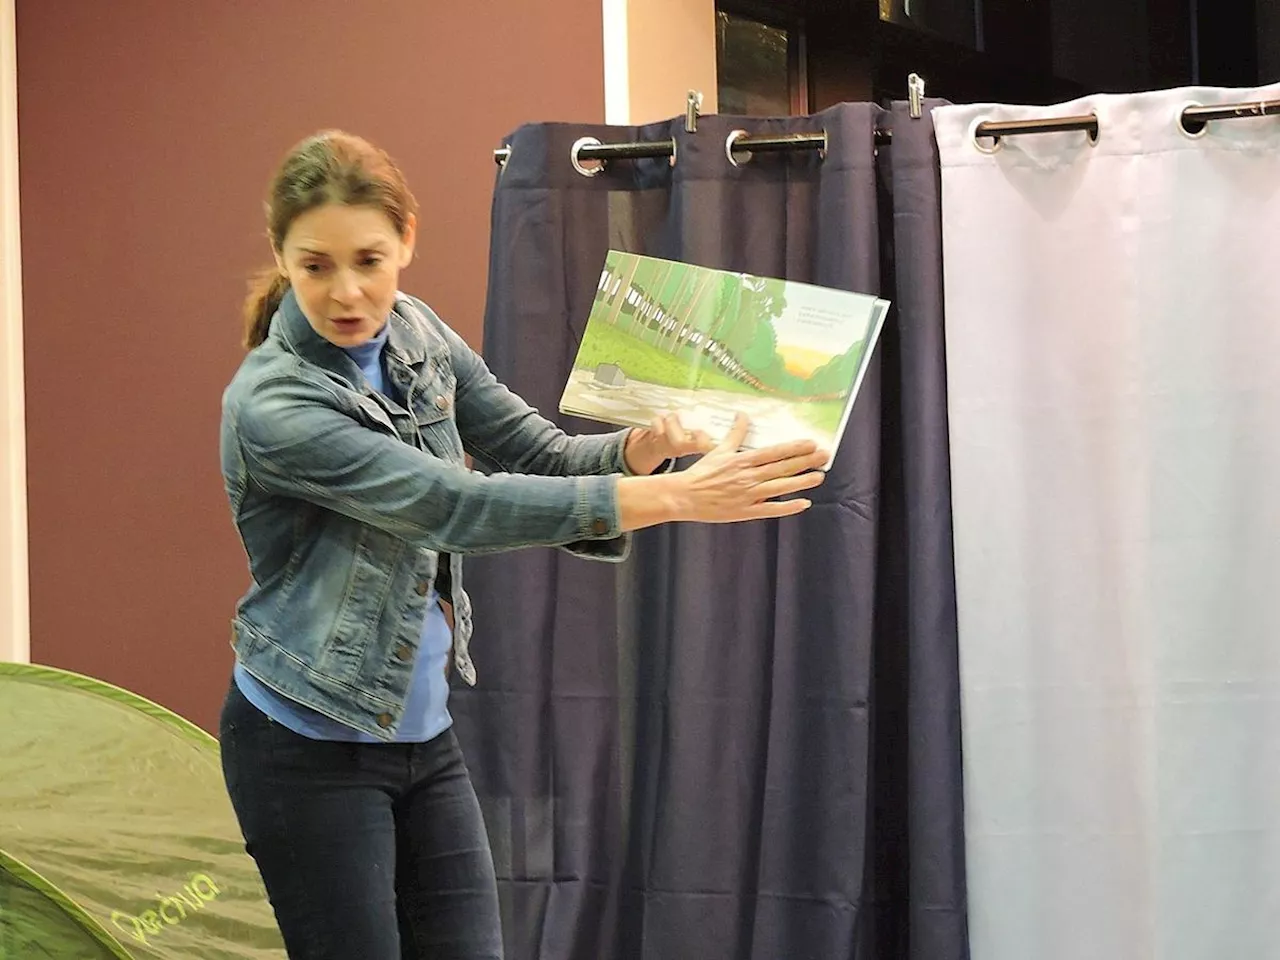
[615,414,828,531]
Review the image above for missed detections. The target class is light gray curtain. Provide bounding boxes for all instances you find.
[935,82,1280,960]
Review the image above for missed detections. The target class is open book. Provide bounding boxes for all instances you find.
[559,250,891,470]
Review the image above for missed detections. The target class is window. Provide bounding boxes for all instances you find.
[715,9,807,116]
[879,0,979,50]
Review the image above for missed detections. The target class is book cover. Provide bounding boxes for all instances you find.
[559,250,891,470]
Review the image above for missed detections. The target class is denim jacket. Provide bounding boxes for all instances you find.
[220,289,632,739]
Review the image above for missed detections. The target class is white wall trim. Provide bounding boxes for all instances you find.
[0,0,30,664]
[602,0,717,128]
[602,0,630,124]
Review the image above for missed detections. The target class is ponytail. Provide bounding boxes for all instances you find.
[242,268,291,349]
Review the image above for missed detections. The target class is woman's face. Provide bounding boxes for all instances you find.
[275,202,416,347]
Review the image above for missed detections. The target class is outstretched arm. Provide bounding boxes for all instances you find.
[436,315,639,478]
[233,375,623,556]
[232,376,827,557]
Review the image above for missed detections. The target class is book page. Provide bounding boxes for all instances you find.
[560,252,889,466]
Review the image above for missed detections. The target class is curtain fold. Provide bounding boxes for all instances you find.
[934,82,1280,960]
[882,100,971,960]
[454,100,967,960]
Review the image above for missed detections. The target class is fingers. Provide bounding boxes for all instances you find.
[759,497,813,518]
[654,413,715,455]
[751,470,826,502]
[739,437,822,467]
[744,448,830,484]
[661,413,683,448]
[664,413,712,453]
[715,412,751,453]
[680,424,714,453]
[736,497,814,520]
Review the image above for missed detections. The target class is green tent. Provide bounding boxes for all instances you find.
[0,662,285,958]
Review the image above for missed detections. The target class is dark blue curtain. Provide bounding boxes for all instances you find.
[450,100,968,960]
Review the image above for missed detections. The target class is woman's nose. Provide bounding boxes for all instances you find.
[332,270,361,303]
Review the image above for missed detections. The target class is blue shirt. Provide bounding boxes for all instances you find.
[233,321,455,742]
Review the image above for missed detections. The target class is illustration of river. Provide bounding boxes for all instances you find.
[559,368,842,451]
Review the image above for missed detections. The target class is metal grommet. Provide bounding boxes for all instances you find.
[971,117,1003,155]
[1085,111,1100,146]
[725,129,753,167]
[668,137,678,168]
[570,136,606,177]
[1178,101,1210,139]
[818,128,828,160]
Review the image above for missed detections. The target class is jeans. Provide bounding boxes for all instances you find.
[219,681,503,959]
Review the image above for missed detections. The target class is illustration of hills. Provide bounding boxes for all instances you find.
[777,344,837,379]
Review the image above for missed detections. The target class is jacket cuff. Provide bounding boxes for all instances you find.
[563,473,631,562]
[576,474,623,540]
[561,534,632,562]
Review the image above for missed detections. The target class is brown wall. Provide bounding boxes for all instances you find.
[16,1,603,731]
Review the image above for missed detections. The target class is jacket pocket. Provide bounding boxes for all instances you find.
[351,395,398,433]
[318,526,403,680]
[412,368,464,461]
[410,364,456,427]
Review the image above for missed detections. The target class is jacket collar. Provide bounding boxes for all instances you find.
[271,287,431,390]
[383,297,431,369]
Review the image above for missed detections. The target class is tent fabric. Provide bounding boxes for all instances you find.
[0,662,284,958]
[0,853,130,959]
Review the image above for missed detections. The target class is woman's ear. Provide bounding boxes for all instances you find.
[399,214,418,268]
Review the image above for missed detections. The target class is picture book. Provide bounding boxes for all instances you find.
[559,250,891,470]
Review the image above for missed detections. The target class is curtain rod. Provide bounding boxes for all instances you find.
[492,79,925,170]
[492,130,893,168]
[974,97,1279,143]
[491,94,1275,166]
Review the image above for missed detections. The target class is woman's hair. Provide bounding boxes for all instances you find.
[241,130,419,348]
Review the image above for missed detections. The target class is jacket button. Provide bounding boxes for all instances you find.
[376,713,394,728]
[395,644,412,662]
[434,394,449,410]
[590,518,609,536]
[415,579,431,596]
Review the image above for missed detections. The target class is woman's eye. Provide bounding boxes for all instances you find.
[362,257,383,268]
[303,263,324,274]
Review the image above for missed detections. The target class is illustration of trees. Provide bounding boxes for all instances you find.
[590,254,860,401]
[628,258,663,337]
[721,275,786,378]
[655,263,693,346]
[604,255,640,327]
[662,270,714,353]
[801,341,864,397]
[739,315,781,380]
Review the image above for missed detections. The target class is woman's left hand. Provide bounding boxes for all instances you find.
[623,412,715,476]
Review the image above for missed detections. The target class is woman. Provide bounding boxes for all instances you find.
[218,129,826,960]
